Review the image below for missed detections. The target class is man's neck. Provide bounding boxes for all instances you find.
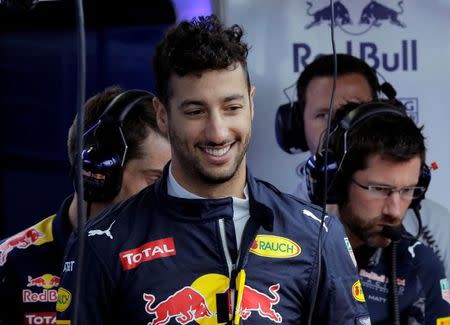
[170,162,247,199]
[68,194,110,229]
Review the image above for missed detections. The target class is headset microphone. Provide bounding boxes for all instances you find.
[382,225,416,241]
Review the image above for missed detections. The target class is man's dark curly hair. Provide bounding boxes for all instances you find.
[153,15,250,105]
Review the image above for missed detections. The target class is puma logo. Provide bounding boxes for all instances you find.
[88,220,116,240]
[303,209,329,232]
[408,241,421,258]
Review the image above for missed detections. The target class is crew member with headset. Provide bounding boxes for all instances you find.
[305,100,450,324]
[0,86,171,324]
[275,53,450,281]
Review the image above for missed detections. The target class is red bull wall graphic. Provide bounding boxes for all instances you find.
[142,274,283,324]
[223,0,450,209]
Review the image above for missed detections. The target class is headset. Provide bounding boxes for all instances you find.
[81,89,155,202]
[304,100,431,209]
[274,55,397,154]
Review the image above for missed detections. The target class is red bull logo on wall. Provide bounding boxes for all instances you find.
[293,1,417,73]
[142,274,283,324]
[304,0,406,35]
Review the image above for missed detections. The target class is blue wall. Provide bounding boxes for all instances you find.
[0,24,172,237]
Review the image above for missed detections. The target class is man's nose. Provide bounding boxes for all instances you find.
[382,192,407,223]
[205,111,227,144]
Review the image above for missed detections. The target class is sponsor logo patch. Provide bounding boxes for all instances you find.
[440,279,450,305]
[436,316,450,325]
[63,261,75,273]
[344,237,357,267]
[142,273,283,324]
[352,280,366,302]
[119,237,176,270]
[250,235,301,258]
[24,312,56,325]
[56,287,72,312]
[22,289,58,303]
[27,273,60,289]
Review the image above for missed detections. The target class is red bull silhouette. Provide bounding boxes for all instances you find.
[239,283,282,323]
[27,274,60,288]
[143,287,213,325]
[360,0,405,28]
[0,228,45,266]
[27,276,46,287]
[305,1,351,29]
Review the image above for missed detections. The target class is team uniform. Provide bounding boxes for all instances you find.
[57,167,370,324]
[293,159,450,281]
[0,196,73,325]
[355,235,450,324]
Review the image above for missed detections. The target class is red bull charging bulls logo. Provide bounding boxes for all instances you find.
[0,228,45,266]
[239,283,282,323]
[304,0,406,35]
[143,287,213,325]
[142,274,283,324]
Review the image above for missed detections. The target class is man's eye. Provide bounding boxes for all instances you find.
[400,187,415,194]
[315,112,329,120]
[185,109,202,116]
[370,186,390,193]
[226,105,242,111]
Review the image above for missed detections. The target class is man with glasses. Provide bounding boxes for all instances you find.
[314,100,450,324]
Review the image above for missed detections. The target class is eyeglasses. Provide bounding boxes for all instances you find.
[351,178,426,200]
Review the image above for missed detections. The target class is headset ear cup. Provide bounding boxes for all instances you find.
[81,147,123,202]
[410,164,431,209]
[305,150,339,205]
[275,101,308,153]
[275,103,296,153]
[291,101,309,152]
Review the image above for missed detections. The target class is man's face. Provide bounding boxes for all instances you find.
[303,73,373,153]
[115,132,171,203]
[155,64,255,197]
[339,154,422,249]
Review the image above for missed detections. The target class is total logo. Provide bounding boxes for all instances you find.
[24,312,56,325]
[22,274,60,303]
[304,0,406,35]
[143,273,283,324]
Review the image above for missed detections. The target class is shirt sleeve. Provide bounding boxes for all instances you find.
[312,217,371,325]
[418,245,450,323]
[56,231,114,325]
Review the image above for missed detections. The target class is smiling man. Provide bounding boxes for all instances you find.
[56,15,370,324]
[315,100,450,324]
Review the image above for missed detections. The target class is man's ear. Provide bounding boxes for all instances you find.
[153,97,169,135]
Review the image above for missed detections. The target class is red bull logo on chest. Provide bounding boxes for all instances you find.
[142,273,284,324]
[143,287,213,325]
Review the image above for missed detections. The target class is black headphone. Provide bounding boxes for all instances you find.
[274,67,397,154]
[304,101,431,209]
[81,89,155,202]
